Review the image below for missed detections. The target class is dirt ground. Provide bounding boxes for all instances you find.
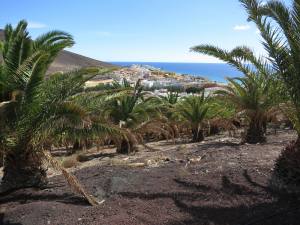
[1,130,300,225]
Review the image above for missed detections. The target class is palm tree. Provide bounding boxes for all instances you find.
[175,93,210,142]
[54,80,128,153]
[0,20,74,101]
[220,75,276,143]
[206,98,238,136]
[160,91,180,138]
[192,45,278,143]
[161,91,179,105]
[0,20,75,190]
[0,21,115,206]
[240,0,300,191]
[104,80,165,153]
[1,69,100,189]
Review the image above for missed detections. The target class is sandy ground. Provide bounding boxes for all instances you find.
[1,130,300,225]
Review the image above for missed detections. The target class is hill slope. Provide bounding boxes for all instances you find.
[0,29,115,73]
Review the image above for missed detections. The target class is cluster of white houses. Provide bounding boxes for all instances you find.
[86,64,225,95]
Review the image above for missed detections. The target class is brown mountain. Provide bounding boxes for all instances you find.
[0,29,115,73]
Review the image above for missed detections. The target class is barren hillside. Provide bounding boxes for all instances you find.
[0,29,115,73]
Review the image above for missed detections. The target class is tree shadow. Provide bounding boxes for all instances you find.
[0,191,90,206]
[0,214,23,225]
[196,141,240,152]
[76,152,117,163]
[118,170,300,225]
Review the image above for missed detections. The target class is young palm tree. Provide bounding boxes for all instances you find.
[54,81,128,153]
[240,0,300,191]
[192,45,277,143]
[220,75,276,143]
[159,91,180,138]
[206,98,238,136]
[104,80,165,153]
[160,91,179,105]
[175,93,210,142]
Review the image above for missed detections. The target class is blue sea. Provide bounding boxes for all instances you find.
[112,62,243,83]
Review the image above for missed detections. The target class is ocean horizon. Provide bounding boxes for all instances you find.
[111,62,243,83]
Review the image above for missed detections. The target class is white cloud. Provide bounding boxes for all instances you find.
[233,25,251,31]
[255,29,261,34]
[27,21,46,29]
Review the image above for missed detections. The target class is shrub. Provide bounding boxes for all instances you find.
[185,86,204,94]
[270,141,300,193]
[62,156,79,168]
[76,153,91,162]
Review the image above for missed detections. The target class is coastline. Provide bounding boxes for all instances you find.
[85,63,228,94]
[111,62,242,83]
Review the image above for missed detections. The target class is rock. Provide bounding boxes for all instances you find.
[95,187,107,199]
[110,177,131,193]
[188,157,202,163]
[127,163,145,167]
[147,159,159,168]
[101,157,110,161]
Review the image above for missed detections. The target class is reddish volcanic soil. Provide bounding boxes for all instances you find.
[1,130,300,225]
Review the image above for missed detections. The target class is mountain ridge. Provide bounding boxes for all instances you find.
[0,29,115,73]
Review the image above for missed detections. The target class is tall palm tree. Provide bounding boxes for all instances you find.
[240,0,300,191]
[192,45,278,143]
[2,69,97,190]
[0,21,115,206]
[175,93,210,142]
[0,20,74,102]
[0,20,75,190]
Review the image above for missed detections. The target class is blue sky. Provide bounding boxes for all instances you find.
[1,0,268,63]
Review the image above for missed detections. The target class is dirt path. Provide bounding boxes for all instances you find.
[1,130,300,225]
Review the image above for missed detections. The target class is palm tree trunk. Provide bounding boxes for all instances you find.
[191,126,204,143]
[116,138,137,154]
[244,120,266,144]
[171,124,179,138]
[73,140,84,151]
[1,150,47,192]
[0,151,3,167]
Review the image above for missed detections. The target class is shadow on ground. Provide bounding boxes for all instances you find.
[0,214,23,225]
[0,191,89,206]
[119,170,300,225]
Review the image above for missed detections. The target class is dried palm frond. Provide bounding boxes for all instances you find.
[42,150,100,206]
[279,102,300,133]
[134,119,174,142]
